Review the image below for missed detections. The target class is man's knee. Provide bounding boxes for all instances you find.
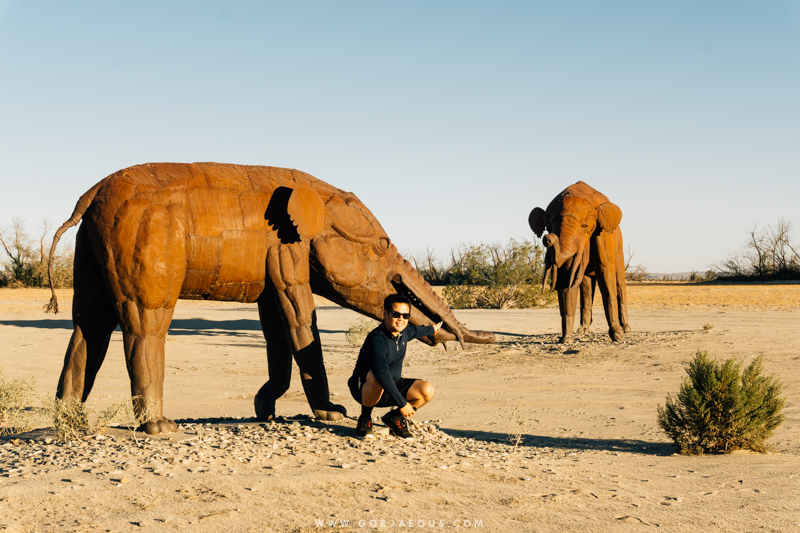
[361,371,384,406]
[418,380,434,401]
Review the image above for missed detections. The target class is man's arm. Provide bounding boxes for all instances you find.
[405,323,438,340]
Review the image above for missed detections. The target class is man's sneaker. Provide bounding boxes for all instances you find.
[356,416,375,439]
[381,410,414,440]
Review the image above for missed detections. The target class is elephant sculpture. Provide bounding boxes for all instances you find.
[528,181,630,343]
[46,162,495,434]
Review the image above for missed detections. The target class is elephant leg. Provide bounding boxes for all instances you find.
[56,225,119,402]
[111,204,185,434]
[618,285,631,333]
[293,310,346,420]
[615,241,632,334]
[118,303,178,434]
[557,286,579,344]
[254,290,294,421]
[263,242,346,421]
[578,275,594,334]
[597,264,624,342]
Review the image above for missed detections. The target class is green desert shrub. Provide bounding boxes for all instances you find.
[442,239,555,309]
[0,370,36,436]
[657,350,785,455]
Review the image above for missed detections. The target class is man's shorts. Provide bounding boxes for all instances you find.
[348,374,419,408]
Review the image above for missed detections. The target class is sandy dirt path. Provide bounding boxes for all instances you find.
[1,287,799,532]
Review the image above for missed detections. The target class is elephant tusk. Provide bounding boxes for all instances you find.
[568,242,590,291]
[567,247,582,290]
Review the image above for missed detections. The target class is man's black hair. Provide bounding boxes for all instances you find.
[384,293,412,312]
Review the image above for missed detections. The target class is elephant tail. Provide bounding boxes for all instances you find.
[44,181,104,314]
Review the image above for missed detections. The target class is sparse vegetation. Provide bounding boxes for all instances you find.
[507,404,529,452]
[702,323,715,331]
[345,318,377,347]
[624,246,649,282]
[0,217,73,288]
[713,218,800,281]
[440,239,555,309]
[0,369,36,437]
[689,269,717,282]
[404,246,448,285]
[42,395,157,443]
[657,350,785,455]
[43,396,90,441]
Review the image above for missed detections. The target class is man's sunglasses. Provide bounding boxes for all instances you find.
[390,311,410,320]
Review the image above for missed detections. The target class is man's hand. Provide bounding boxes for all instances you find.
[399,403,415,417]
[433,321,442,334]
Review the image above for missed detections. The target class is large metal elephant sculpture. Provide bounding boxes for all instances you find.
[46,162,495,434]
[528,181,631,343]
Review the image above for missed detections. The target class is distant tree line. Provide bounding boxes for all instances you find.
[0,218,73,288]
[5,214,795,294]
[712,219,800,281]
[620,219,799,283]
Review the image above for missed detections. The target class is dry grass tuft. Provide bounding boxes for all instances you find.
[42,395,159,443]
[507,404,529,453]
[42,396,90,441]
[0,369,36,436]
[345,318,377,347]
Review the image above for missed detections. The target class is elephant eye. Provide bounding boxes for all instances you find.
[373,236,391,256]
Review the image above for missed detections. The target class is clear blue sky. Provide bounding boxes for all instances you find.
[1,1,799,273]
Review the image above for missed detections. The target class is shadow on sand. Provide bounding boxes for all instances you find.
[442,427,675,456]
[3,415,674,457]
[0,318,346,336]
[168,416,674,457]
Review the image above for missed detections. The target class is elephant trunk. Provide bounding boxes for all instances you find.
[542,230,579,270]
[567,240,590,291]
[542,247,557,293]
[391,256,495,349]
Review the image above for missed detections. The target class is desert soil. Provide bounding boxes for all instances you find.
[1,284,799,532]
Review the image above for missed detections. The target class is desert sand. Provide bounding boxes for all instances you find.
[1,284,799,532]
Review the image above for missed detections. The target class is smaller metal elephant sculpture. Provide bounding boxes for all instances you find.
[529,181,631,343]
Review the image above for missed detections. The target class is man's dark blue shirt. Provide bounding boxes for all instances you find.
[350,322,435,407]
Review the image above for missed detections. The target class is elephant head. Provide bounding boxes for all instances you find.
[282,186,495,349]
[529,181,622,293]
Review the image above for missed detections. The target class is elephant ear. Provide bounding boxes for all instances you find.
[596,202,622,233]
[287,185,325,240]
[529,207,547,238]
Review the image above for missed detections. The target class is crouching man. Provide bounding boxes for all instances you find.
[348,294,439,439]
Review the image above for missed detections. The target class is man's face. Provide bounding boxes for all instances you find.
[383,302,411,335]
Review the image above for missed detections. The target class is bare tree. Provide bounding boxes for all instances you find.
[624,245,649,281]
[403,246,446,284]
[0,218,73,288]
[714,219,800,279]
